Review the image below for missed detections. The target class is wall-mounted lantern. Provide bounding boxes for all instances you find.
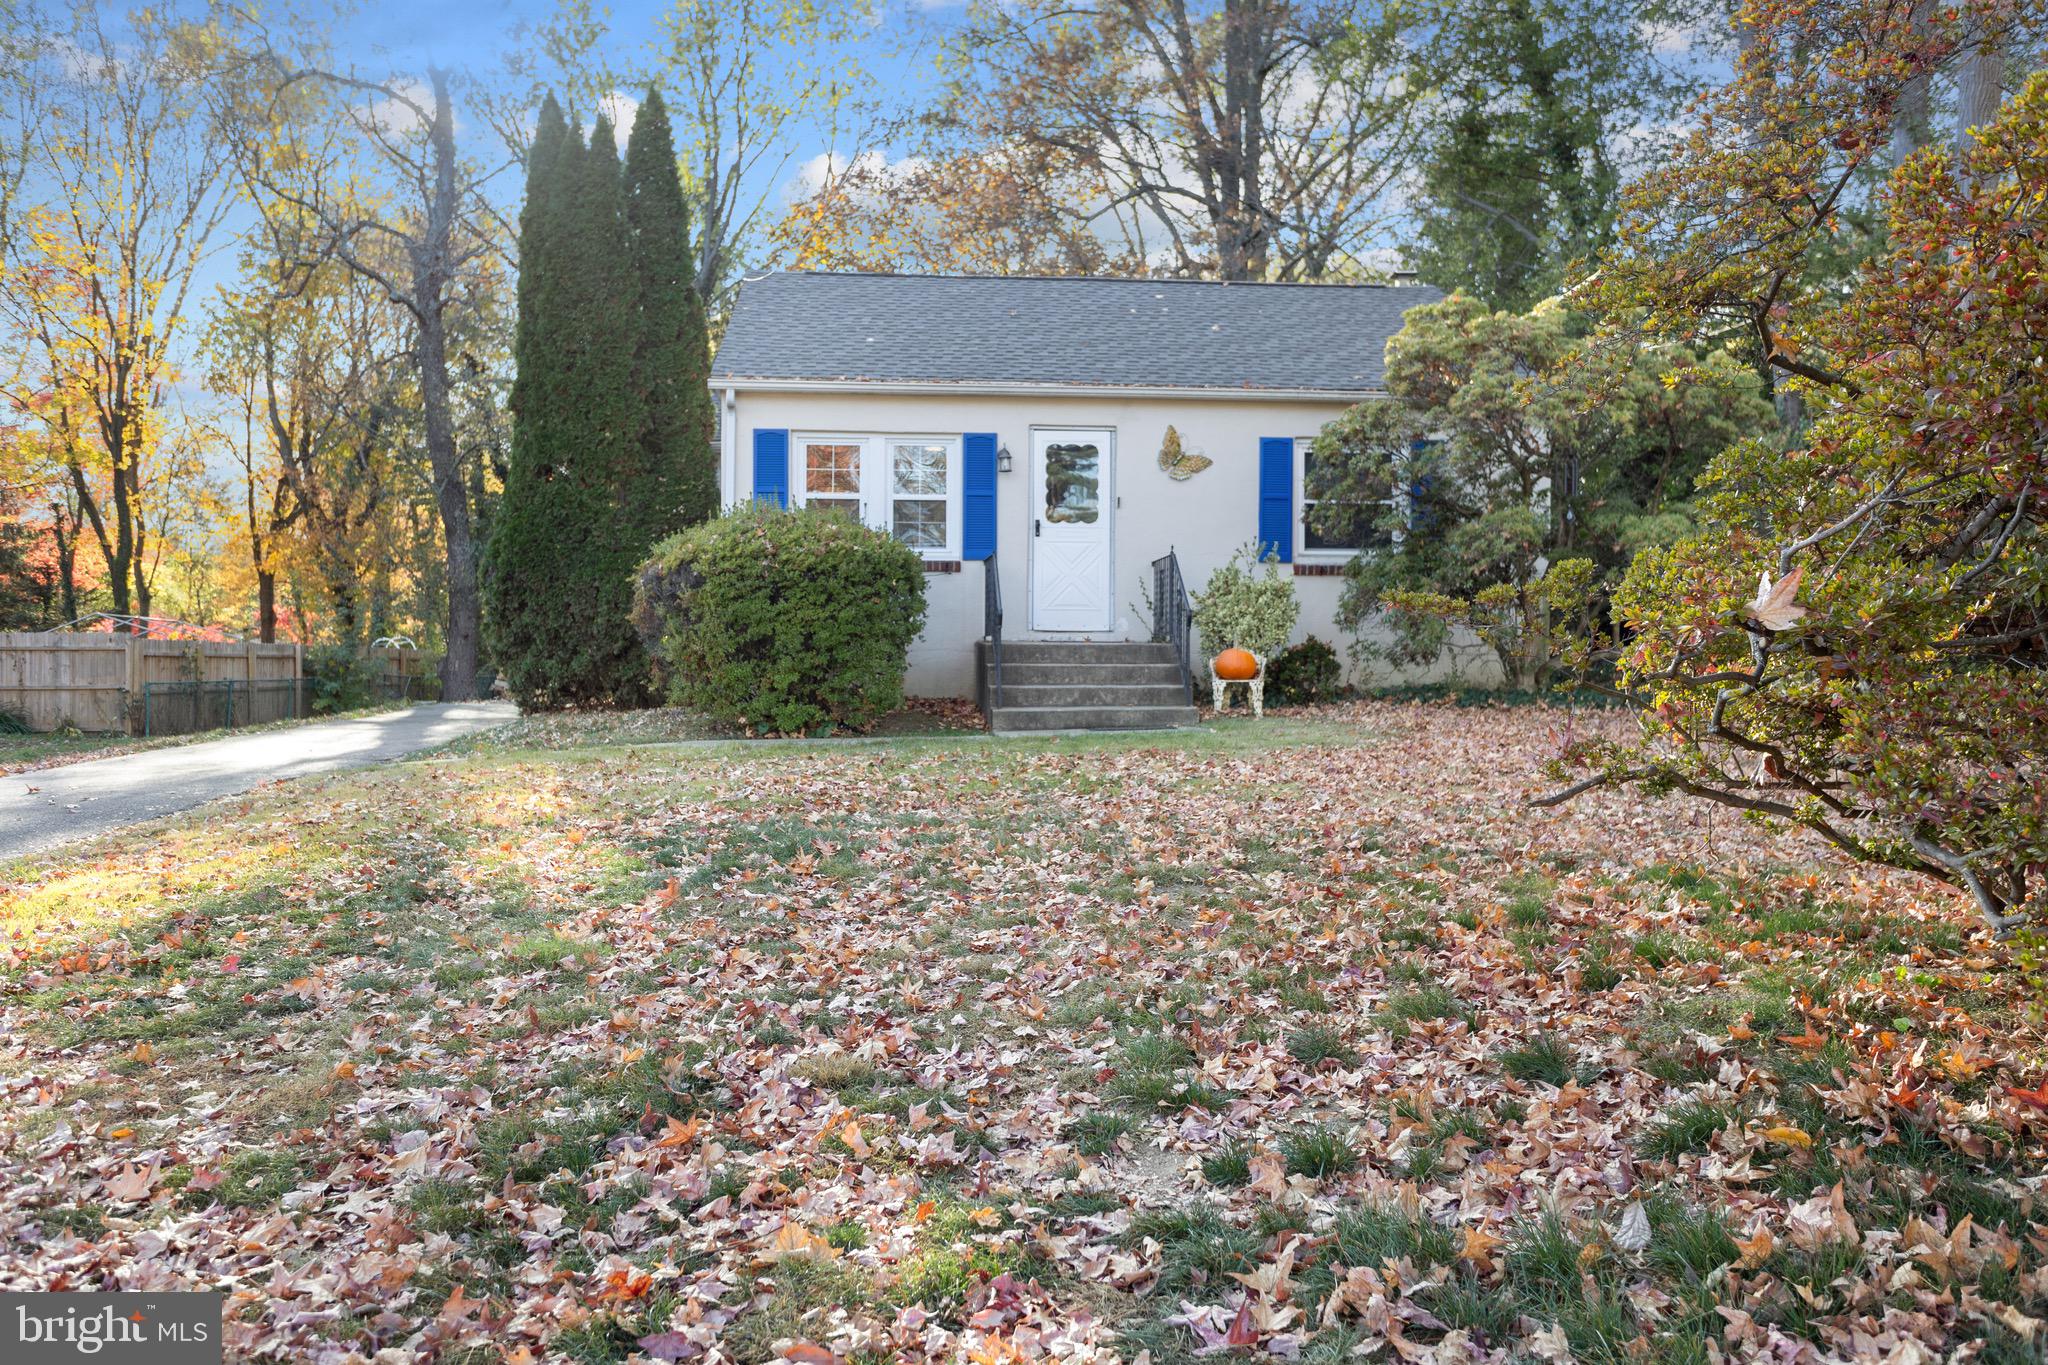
[997,444,1014,474]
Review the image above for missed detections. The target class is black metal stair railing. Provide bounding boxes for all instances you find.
[1151,548,1194,702]
[983,550,1004,711]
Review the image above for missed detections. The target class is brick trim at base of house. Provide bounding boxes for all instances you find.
[1292,563,1346,577]
[923,561,962,574]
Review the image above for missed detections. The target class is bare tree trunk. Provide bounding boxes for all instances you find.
[1953,20,2004,157]
[415,68,481,702]
[230,56,495,691]
[1890,0,1933,168]
[50,500,78,623]
[109,470,134,620]
[257,564,278,642]
[416,298,481,699]
[129,457,151,621]
[1183,0,1278,279]
[67,455,131,622]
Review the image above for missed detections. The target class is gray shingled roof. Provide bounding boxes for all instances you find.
[709,272,1441,395]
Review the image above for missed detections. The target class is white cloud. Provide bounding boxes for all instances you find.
[600,90,640,149]
[360,78,434,137]
[1640,17,1703,56]
[784,149,927,202]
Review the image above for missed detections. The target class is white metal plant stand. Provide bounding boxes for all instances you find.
[1210,652,1267,718]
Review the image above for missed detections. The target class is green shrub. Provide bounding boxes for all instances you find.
[634,503,928,734]
[305,645,378,714]
[1192,541,1298,661]
[1267,635,1342,704]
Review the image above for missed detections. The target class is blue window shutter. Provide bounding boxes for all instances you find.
[962,433,997,560]
[1407,436,1438,532]
[1257,436,1294,564]
[752,428,789,507]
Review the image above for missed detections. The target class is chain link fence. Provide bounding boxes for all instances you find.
[371,671,442,704]
[142,679,313,738]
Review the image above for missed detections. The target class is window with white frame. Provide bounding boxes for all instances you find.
[803,439,864,518]
[1297,437,1395,558]
[888,440,951,549]
[794,433,960,557]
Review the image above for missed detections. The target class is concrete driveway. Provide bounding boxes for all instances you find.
[0,701,517,863]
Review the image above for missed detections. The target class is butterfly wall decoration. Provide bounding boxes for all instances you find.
[1158,424,1213,481]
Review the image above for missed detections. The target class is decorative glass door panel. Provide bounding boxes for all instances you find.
[1029,430,1114,631]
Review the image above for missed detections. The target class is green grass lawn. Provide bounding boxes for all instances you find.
[449,698,988,753]
[1,702,2042,1362]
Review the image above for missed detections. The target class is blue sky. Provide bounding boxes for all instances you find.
[169,0,954,436]
[314,0,958,270]
[335,0,595,70]
[283,0,1722,290]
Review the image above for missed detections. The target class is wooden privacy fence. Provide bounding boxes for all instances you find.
[0,633,303,735]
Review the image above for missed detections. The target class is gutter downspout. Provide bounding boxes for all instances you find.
[720,387,739,507]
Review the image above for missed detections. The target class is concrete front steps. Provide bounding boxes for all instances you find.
[979,640,1200,733]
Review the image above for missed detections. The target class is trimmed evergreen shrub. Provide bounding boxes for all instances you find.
[634,504,928,734]
[1267,635,1342,704]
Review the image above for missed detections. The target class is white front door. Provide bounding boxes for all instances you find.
[1029,428,1114,632]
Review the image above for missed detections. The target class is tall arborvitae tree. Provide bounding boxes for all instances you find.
[486,95,573,705]
[621,87,717,538]
[561,113,649,703]
[487,105,650,707]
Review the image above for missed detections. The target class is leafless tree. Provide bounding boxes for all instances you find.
[941,0,1423,281]
[225,43,517,697]
[490,0,904,311]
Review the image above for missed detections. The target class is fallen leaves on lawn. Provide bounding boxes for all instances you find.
[0,700,2041,1363]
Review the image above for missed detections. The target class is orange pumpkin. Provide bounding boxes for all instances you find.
[1213,647,1259,681]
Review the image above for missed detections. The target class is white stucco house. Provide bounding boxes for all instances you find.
[710,271,1443,728]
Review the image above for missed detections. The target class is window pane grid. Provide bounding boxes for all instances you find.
[892,499,946,547]
[805,443,861,495]
[892,442,947,496]
[889,441,950,550]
